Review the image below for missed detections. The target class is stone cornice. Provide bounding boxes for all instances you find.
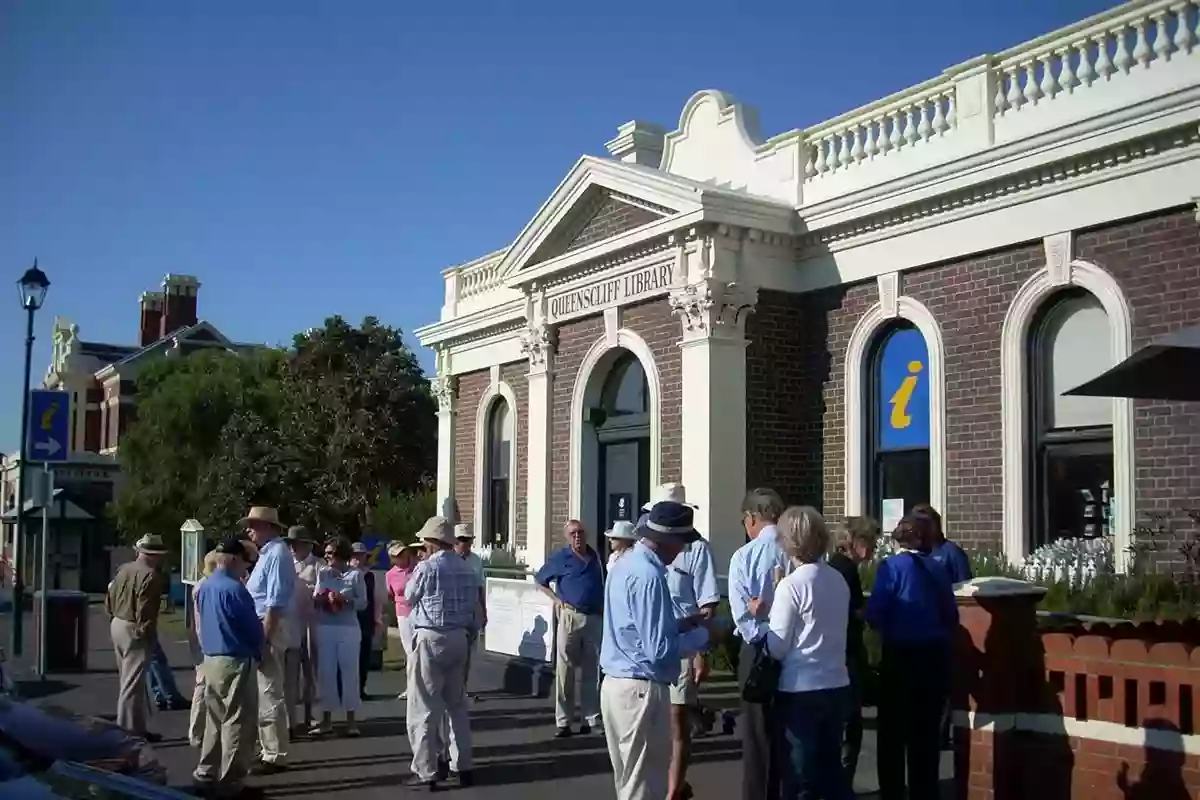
[796,121,1200,257]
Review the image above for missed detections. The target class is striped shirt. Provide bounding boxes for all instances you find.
[405,550,480,631]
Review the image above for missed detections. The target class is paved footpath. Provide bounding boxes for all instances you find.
[3,607,951,798]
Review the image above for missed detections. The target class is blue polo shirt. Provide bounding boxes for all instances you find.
[535,545,605,615]
[196,568,265,660]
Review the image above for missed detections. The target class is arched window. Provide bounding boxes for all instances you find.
[601,354,648,416]
[484,398,513,547]
[1028,290,1113,549]
[866,322,931,530]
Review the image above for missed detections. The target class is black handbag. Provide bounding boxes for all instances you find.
[739,638,781,704]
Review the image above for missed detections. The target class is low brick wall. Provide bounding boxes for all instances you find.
[955,599,1200,799]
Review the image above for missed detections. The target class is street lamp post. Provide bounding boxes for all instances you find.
[10,261,50,660]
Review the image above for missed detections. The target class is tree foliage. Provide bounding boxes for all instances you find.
[113,316,437,547]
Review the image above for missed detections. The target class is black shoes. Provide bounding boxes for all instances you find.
[406,775,439,790]
[450,770,475,788]
[579,723,592,735]
[554,726,573,738]
[250,760,287,776]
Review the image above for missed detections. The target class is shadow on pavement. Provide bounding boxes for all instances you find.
[270,737,743,794]
[13,679,77,700]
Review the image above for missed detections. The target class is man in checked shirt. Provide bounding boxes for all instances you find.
[403,516,481,790]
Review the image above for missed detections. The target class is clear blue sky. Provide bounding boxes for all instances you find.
[0,0,1115,454]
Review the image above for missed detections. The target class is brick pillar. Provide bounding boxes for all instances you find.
[953,578,1048,800]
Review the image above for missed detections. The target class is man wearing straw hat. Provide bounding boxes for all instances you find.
[240,506,296,774]
[600,501,720,800]
[404,516,479,789]
[105,533,170,741]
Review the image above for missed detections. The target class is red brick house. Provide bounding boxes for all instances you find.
[2,273,252,591]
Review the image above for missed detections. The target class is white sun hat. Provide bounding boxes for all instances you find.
[641,483,697,512]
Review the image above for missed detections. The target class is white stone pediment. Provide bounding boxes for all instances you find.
[497,156,706,285]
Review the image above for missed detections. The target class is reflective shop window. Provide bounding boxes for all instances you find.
[1028,290,1114,549]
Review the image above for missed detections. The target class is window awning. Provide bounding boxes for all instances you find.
[1065,323,1200,403]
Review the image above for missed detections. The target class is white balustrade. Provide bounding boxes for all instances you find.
[992,0,1195,116]
[803,81,957,180]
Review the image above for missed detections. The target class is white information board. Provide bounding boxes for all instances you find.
[484,577,555,663]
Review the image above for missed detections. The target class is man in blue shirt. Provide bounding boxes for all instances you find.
[241,505,296,773]
[600,501,719,800]
[535,519,605,738]
[726,487,789,800]
[192,537,264,799]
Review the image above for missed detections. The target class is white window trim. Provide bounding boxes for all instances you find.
[1000,259,1134,571]
[473,378,519,544]
[844,294,948,521]
[568,328,662,522]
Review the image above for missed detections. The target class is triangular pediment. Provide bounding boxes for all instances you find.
[497,156,708,282]
[524,187,672,268]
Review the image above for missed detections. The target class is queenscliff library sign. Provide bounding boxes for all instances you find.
[547,262,675,323]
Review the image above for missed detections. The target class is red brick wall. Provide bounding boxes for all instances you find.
[453,370,489,529]
[957,727,1200,800]
[748,207,1200,555]
[549,298,682,532]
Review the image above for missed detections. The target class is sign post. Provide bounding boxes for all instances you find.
[27,390,69,677]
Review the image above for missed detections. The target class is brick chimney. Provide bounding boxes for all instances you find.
[159,274,200,338]
[138,291,164,346]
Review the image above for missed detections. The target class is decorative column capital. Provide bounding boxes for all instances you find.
[669,279,758,343]
[520,322,557,375]
[431,374,457,414]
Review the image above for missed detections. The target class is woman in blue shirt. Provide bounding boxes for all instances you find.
[310,537,368,737]
[865,515,958,800]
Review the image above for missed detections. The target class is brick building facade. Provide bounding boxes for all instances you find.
[1,273,254,591]
[418,1,1200,577]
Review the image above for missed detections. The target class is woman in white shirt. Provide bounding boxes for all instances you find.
[311,537,369,737]
[764,505,855,800]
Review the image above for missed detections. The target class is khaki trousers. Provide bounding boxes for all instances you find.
[256,626,290,764]
[555,606,602,728]
[193,656,258,796]
[111,618,151,735]
[188,673,206,747]
[406,627,472,780]
[601,677,671,800]
[283,630,315,724]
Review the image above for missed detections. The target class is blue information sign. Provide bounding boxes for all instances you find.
[360,534,390,570]
[876,329,930,451]
[28,390,71,462]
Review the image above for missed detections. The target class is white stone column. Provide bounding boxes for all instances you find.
[669,227,758,582]
[521,315,556,571]
[431,371,458,521]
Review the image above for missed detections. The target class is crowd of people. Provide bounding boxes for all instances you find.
[103,483,970,799]
[531,484,968,800]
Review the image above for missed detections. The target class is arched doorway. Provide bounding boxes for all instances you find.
[591,349,651,558]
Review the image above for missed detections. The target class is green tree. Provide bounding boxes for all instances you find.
[113,347,288,546]
[369,487,437,543]
[283,315,437,538]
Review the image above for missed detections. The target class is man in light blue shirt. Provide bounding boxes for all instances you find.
[241,506,296,772]
[726,488,789,800]
[600,501,718,800]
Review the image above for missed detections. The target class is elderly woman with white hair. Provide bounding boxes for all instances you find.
[757,505,855,800]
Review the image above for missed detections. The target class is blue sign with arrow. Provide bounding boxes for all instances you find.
[28,390,70,462]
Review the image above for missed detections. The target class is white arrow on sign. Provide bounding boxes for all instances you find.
[34,439,61,456]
